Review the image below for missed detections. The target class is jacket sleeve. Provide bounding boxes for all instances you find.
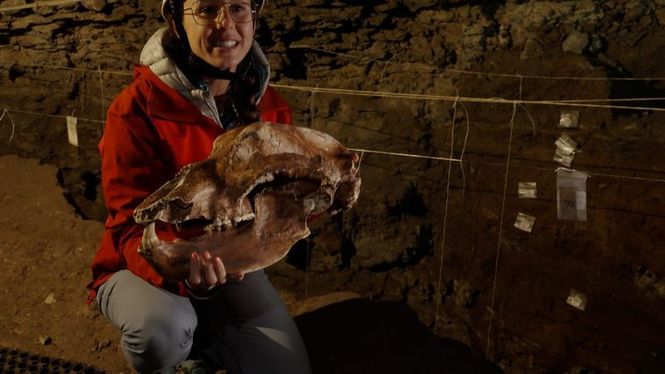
[259,86,292,125]
[97,92,176,291]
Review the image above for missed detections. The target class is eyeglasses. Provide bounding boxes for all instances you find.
[183,0,256,26]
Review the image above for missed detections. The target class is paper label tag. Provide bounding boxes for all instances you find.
[66,116,79,147]
[553,149,574,167]
[555,134,577,155]
[556,168,588,221]
[559,111,580,129]
[518,182,537,199]
[514,212,536,233]
[566,289,588,311]
[554,134,578,167]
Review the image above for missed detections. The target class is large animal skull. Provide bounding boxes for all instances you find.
[134,122,361,282]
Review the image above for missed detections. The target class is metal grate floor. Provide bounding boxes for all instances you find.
[0,347,105,373]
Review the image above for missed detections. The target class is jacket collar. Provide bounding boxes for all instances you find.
[139,28,271,128]
[131,65,214,126]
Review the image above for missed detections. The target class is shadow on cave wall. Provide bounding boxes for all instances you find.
[608,77,665,118]
[589,54,665,118]
[295,298,502,374]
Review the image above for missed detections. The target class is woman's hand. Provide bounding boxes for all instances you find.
[187,251,244,291]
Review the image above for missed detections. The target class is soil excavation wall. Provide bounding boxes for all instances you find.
[1,0,665,371]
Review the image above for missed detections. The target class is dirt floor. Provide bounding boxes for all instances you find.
[0,155,129,372]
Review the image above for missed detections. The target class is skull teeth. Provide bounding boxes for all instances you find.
[202,214,256,232]
[139,222,161,256]
[205,223,232,232]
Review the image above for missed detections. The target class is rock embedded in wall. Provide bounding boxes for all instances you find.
[497,1,604,48]
[81,0,107,12]
[520,38,543,60]
[562,30,590,54]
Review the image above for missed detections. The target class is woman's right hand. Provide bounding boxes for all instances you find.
[187,251,244,291]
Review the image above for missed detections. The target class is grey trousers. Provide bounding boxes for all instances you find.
[96,270,311,374]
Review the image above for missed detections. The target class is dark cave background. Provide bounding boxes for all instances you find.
[1,0,665,372]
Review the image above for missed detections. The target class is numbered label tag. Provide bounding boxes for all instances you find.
[554,134,577,167]
[566,289,588,311]
[559,110,580,129]
[556,168,588,221]
[514,212,536,233]
[66,116,79,147]
[518,182,537,199]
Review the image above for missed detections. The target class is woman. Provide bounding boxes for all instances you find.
[87,0,311,372]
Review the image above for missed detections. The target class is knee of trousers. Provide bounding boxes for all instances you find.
[120,304,197,373]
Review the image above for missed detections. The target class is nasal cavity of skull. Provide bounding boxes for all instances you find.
[170,186,217,219]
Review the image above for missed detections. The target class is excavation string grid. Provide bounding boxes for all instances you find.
[4,62,665,364]
[4,106,665,186]
[0,347,105,373]
[11,63,665,108]
[5,65,665,183]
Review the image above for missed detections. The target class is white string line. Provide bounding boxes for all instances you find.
[486,75,524,358]
[348,147,462,163]
[352,147,665,184]
[289,45,373,62]
[587,172,665,184]
[10,64,665,111]
[560,97,665,103]
[4,108,106,124]
[518,104,537,136]
[0,0,79,11]
[98,66,105,124]
[303,83,319,301]
[0,109,16,143]
[442,68,665,82]
[20,64,134,77]
[80,73,86,113]
[359,157,665,193]
[459,156,665,185]
[434,94,459,334]
[486,99,518,359]
[484,77,524,357]
[355,150,365,179]
[458,101,471,202]
[272,84,665,112]
[288,45,665,82]
[378,53,399,90]
[306,83,319,128]
[515,76,537,137]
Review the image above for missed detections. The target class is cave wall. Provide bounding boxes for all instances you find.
[2,0,665,372]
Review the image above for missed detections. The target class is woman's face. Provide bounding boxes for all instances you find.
[180,0,255,72]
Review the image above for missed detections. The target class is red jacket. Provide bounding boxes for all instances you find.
[87,65,291,303]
